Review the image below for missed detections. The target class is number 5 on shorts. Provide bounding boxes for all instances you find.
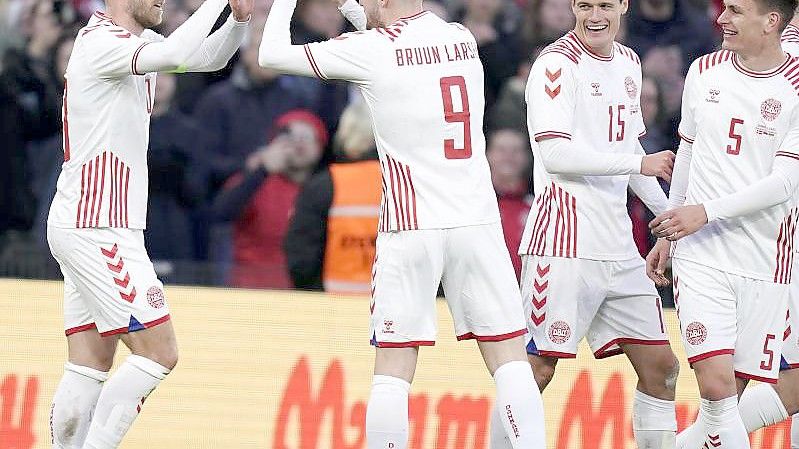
[760,333,776,371]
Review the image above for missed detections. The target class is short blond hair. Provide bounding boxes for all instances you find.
[333,100,375,158]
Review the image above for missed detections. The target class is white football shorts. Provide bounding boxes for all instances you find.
[370,222,526,346]
[673,258,788,383]
[521,255,669,359]
[48,225,171,336]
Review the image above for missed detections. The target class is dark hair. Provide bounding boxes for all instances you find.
[757,0,797,31]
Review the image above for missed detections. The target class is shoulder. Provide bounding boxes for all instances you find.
[613,42,641,66]
[778,58,799,96]
[691,50,733,76]
[536,35,583,66]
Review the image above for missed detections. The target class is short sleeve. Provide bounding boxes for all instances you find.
[302,30,378,84]
[677,60,700,143]
[776,106,799,162]
[525,53,577,142]
[83,28,154,78]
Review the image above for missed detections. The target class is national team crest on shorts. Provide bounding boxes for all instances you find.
[146,286,165,309]
[548,321,571,344]
[685,321,707,345]
[624,76,637,99]
[761,98,782,121]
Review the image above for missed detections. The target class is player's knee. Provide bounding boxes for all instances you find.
[157,343,179,370]
[697,372,738,401]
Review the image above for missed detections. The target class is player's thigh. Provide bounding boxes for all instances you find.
[370,230,443,347]
[520,254,608,358]
[588,258,670,359]
[442,223,526,342]
[733,275,789,383]
[672,258,737,367]
[47,226,170,337]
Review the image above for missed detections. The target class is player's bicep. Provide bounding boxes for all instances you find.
[525,57,576,142]
[677,62,700,143]
[303,34,373,83]
[85,31,150,78]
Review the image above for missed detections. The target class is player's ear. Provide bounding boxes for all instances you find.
[619,0,629,14]
[764,11,781,34]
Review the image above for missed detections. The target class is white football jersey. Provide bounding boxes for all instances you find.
[674,50,799,284]
[783,24,799,258]
[303,12,499,231]
[49,12,164,230]
[518,32,646,261]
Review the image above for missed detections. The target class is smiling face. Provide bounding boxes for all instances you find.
[716,0,781,56]
[571,0,627,56]
[128,0,164,29]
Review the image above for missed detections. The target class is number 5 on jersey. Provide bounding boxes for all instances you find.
[440,76,472,159]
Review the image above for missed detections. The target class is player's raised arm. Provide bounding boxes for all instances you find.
[179,0,252,73]
[257,0,317,76]
[133,0,231,74]
[335,0,367,31]
[258,0,372,81]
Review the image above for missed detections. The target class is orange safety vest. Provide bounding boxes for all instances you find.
[323,160,382,294]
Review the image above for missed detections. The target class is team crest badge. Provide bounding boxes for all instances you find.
[624,76,637,99]
[548,321,571,344]
[761,98,782,121]
[146,286,165,309]
[685,322,707,345]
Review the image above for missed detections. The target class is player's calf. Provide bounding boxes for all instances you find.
[50,363,107,449]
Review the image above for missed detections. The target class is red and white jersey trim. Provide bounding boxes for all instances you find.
[774,208,797,284]
[74,151,131,229]
[379,154,419,232]
[524,182,578,258]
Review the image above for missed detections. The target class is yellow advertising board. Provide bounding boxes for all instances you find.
[0,278,793,448]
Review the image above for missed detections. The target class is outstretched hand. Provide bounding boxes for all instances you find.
[229,0,253,21]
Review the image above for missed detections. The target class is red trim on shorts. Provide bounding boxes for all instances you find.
[65,322,97,336]
[783,363,799,370]
[735,370,778,384]
[593,338,670,359]
[142,314,171,328]
[375,340,435,348]
[456,329,527,342]
[536,350,577,359]
[687,349,735,364]
[98,314,171,337]
[100,326,129,337]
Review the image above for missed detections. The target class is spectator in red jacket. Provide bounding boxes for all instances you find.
[212,109,327,289]
[486,128,532,280]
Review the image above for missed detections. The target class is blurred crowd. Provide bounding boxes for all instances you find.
[0,0,720,294]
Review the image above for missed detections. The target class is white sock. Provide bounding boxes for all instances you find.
[676,417,706,449]
[489,402,513,449]
[633,389,677,449]
[50,363,108,449]
[83,355,169,449]
[701,396,750,449]
[792,415,799,449]
[738,383,788,432]
[366,375,410,449]
[492,360,546,448]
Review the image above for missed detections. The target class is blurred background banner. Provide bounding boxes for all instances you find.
[1,278,792,449]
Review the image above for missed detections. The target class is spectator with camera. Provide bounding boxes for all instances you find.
[212,109,327,289]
